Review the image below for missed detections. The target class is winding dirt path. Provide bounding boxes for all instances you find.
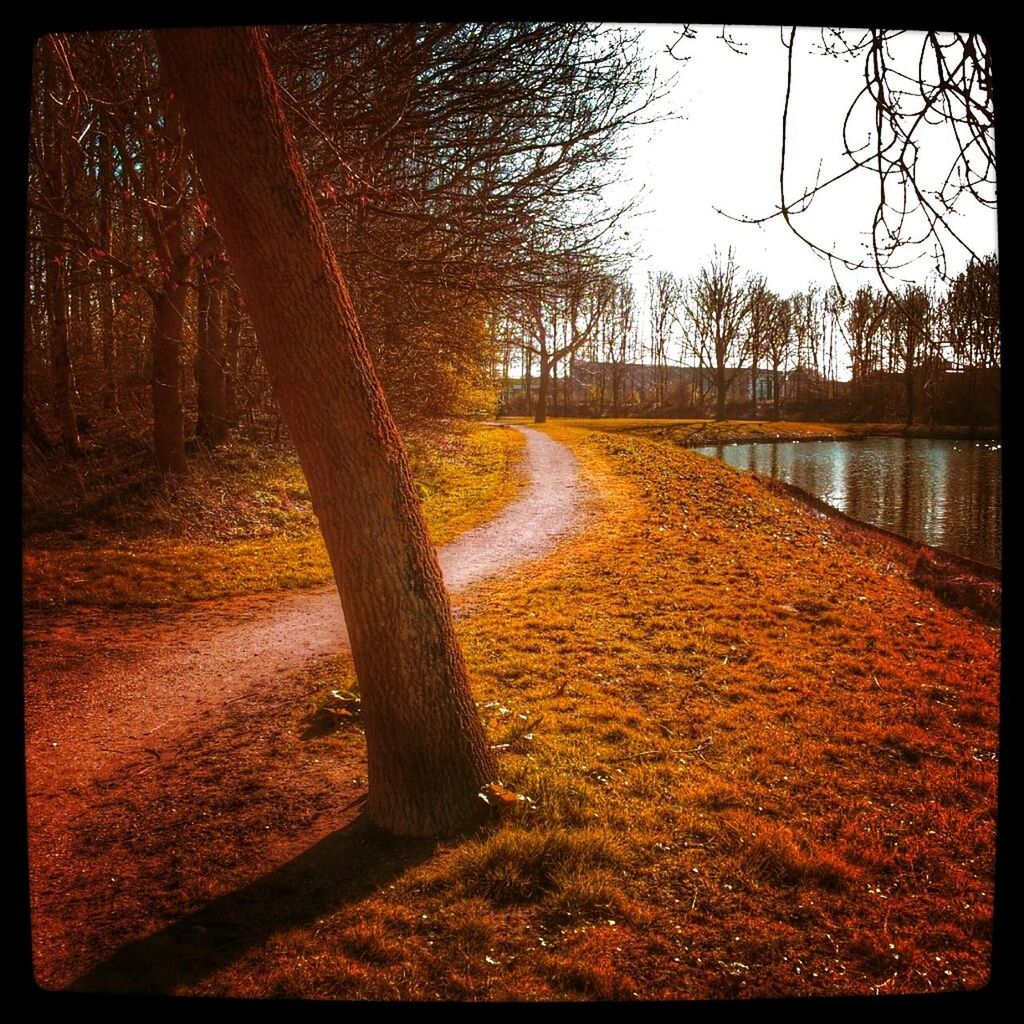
[23,424,590,991]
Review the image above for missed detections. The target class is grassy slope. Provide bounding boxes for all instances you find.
[512,417,1000,447]
[23,422,526,607]
[192,423,999,1000]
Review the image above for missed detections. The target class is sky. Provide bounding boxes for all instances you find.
[613,25,999,301]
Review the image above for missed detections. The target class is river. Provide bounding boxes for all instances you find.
[694,437,1002,568]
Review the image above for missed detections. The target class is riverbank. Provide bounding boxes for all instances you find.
[60,421,999,999]
[527,417,1001,449]
[759,474,1000,622]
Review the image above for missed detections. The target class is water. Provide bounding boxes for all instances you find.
[694,437,1002,567]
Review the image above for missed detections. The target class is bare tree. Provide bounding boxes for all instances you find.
[762,290,792,421]
[944,254,1000,431]
[746,277,771,417]
[514,257,611,424]
[686,248,752,421]
[668,27,996,288]
[647,270,682,409]
[887,285,933,427]
[842,285,889,415]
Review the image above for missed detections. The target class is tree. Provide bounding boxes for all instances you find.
[762,290,792,421]
[944,254,1000,431]
[886,285,933,427]
[155,26,497,837]
[843,285,889,416]
[687,248,752,421]
[647,270,682,409]
[745,277,771,417]
[514,256,611,424]
[33,39,82,457]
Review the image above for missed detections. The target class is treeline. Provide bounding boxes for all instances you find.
[24,26,658,478]
[500,249,1000,429]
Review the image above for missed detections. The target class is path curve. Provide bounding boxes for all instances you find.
[24,424,588,797]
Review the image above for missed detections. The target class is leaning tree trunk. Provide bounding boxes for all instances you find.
[157,27,497,837]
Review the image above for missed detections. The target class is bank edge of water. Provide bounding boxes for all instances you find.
[757,473,1001,624]
[526,417,1001,451]
[677,423,1002,449]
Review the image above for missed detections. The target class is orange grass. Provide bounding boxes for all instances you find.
[22,421,526,607]
[509,416,998,447]
[181,423,999,1000]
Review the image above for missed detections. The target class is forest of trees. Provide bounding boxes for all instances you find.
[499,250,1000,428]
[24,26,658,475]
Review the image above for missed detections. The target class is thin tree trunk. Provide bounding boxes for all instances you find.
[523,344,532,414]
[158,27,497,837]
[534,352,550,424]
[45,256,82,456]
[98,117,120,415]
[23,379,54,452]
[41,44,81,458]
[715,360,727,421]
[196,271,229,444]
[224,283,242,425]
[151,282,188,474]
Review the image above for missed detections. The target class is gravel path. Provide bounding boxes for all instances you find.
[24,424,588,817]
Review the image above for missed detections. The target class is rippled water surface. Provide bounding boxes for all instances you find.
[694,437,1002,567]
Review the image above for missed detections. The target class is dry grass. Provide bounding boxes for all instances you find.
[513,417,998,448]
[163,421,998,1000]
[23,421,526,607]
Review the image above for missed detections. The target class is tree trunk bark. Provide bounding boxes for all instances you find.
[45,254,82,457]
[534,352,550,424]
[157,27,497,836]
[151,282,188,474]
[224,283,242,425]
[523,344,532,414]
[196,271,229,444]
[715,361,727,421]
[98,116,120,415]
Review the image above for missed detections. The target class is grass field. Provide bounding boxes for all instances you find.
[174,421,999,1000]
[22,421,526,607]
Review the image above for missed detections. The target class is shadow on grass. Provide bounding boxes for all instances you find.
[69,814,436,995]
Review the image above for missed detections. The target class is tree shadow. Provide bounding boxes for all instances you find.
[69,813,437,995]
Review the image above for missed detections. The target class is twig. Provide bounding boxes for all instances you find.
[605,749,664,765]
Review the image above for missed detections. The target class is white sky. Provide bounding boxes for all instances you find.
[614,24,999,301]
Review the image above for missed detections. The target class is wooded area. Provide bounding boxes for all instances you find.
[24,26,659,476]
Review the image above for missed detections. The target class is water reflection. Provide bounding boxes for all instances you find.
[697,438,1001,567]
